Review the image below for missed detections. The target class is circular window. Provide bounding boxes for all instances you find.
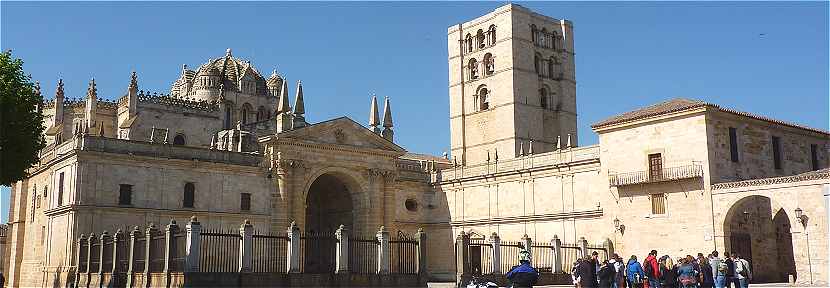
[404,199,418,212]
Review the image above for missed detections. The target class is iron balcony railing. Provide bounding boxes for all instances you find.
[609,164,703,186]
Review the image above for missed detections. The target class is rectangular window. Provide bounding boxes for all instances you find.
[772,136,782,170]
[240,193,251,211]
[183,182,195,208]
[57,172,64,206]
[119,184,133,206]
[648,153,663,180]
[811,144,820,171]
[729,127,739,162]
[651,193,666,215]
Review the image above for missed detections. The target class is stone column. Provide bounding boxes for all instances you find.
[145,224,157,287]
[522,234,533,255]
[97,232,108,285]
[239,219,253,272]
[112,230,123,273]
[578,237,588,259]
[552,235,563,273]
[335,225,349,274]
[415,228,427,275]
[185,217,201,272]
[287,221,301,273]
[455,231,470,278]
[126,227,139,288]
[75,234,86,288]
[376,226,391,274]
[490,232,502,274]
[164,220,178,273]
[86,232,95,284]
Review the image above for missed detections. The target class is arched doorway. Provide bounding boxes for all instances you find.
[305,173,355,233]
[723,195,796,283]
[303,173,356,273]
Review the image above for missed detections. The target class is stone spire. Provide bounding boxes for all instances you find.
[34,81,42,114]
[127,71,138,117]
[54,79,65,125]
[85,78,98,131]
[292,80,306,129]
[369,94,380,134]
[275,78,293,133]
[381,96,394,142]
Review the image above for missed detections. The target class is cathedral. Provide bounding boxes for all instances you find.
[4,3,828,287]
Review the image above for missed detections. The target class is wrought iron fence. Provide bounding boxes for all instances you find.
[89,238,101,273]
[300,231,336,273]
[199,228,240,272]
[561,245,581,274]
[102,235,114,272]
[469,238,493,275]
[251,231,289,273]
[390,233,418,274]
[78,237,89,273]
[348,235,378,274]
[171,229,187,271]
[609,164,703,186]
[531,244,555,273]
[499,241,524,274]
[133,234,146,272]
[116,236,129,272]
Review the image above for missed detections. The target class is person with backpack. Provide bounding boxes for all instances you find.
[506,250,540,288]
[577,255,598,288]
[598,260,616,288]
[733,253,751,288]
[659,257,678,288]
[626,255,645,288]
[644,250,662,288]
[677,257,698,288]
[613,254,626,288]
[723,252,738,288]
[709,251,725,288]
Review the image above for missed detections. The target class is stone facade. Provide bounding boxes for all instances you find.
[5,3,829,287]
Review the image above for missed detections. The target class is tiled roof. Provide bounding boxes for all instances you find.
[591,98,829,135]
[712,169,829,190]
[402,152,451,163]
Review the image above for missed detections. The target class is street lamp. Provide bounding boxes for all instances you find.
[613,217,625,232]
[795,207,807,227]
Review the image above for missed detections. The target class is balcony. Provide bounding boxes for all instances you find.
[609,164,704,186]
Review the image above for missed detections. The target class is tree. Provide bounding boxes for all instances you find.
[0,50,45,186]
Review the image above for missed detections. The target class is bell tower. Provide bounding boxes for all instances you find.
[448,4,577,165]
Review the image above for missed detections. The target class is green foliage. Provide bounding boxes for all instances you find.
[0,50,45,186]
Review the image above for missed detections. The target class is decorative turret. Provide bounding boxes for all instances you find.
[54,79,65,126]
[381,96,394,142]
[34,81,42,114]
[292,80,306,129]
[369,94,381,134]
[266,68,282,97]
[85,78,98,131]
[275,78,292,133]
[127,71,138,117]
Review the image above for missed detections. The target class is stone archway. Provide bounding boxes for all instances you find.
[305,173,356,234]
[723,195,796,283]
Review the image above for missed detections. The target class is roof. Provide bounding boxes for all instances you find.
[712,168,829,190]
[401,152,451,163]
[591,98,829,135]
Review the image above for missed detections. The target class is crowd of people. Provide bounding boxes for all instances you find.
[571,250,752,288]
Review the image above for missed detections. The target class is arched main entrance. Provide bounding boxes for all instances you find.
[305,173,355,233]
[303,173,357,273]
[724,195,796,283]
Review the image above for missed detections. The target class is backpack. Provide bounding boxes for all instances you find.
[717,261,728,274]
[737,260,749,278]
[643,259,654,278]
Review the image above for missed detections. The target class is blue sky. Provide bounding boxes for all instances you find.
[1,1,827,222]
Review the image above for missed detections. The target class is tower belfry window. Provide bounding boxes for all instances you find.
[468,58,479,79]
[477,87,490,111]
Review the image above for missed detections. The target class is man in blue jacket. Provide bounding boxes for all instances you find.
[626,255,645,288]
[507,250,540,288]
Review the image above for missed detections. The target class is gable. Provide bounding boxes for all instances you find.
[276,117,406,153]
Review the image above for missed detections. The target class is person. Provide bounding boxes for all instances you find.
[698,255,714,288]
[626,255,645,288]
[573,259,583,288]
[592,251,601,285]
[660,257,677,288]
[577,256,598,288]
[612,254,626,288]
[644,250,662,288]
[0,272,5,288]
[506,250,540,288]
[677,257,698,288]
[710,251,726,288]
[723,252,737,288]
[733,253,751,288]
[598,260,616,288]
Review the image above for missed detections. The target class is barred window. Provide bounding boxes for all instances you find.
[57,172,65,207]
[119,184,133,206]
[651,193,666,215]
[240,193,251,211]
[772,136,782,170]
[183,182,195,208]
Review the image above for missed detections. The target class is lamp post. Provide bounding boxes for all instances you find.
[795,207,812,285]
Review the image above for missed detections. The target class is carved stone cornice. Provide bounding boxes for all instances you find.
[712,169,829,190]
[367,168,396,182]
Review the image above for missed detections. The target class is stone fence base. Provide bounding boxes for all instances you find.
[457,273,572,287]
[187,273,425,287]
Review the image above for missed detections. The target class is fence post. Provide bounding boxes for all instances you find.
[97,231,108,287]
[164,220,178,273]
[286,221,301,273]
[552,235,562,273]
[376,226,391,274]
[490,232,501,274]
[113,230,122,274]
[334,224,349,274]
[75,234,86,288]
[239,219,253,272]
[145,223,157,288]
[578,237,588,259]
[185,216,201,272]
[455,231,470,279]
[86,232,95,287]
[126,226,139,288]
[415,228,427,275]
